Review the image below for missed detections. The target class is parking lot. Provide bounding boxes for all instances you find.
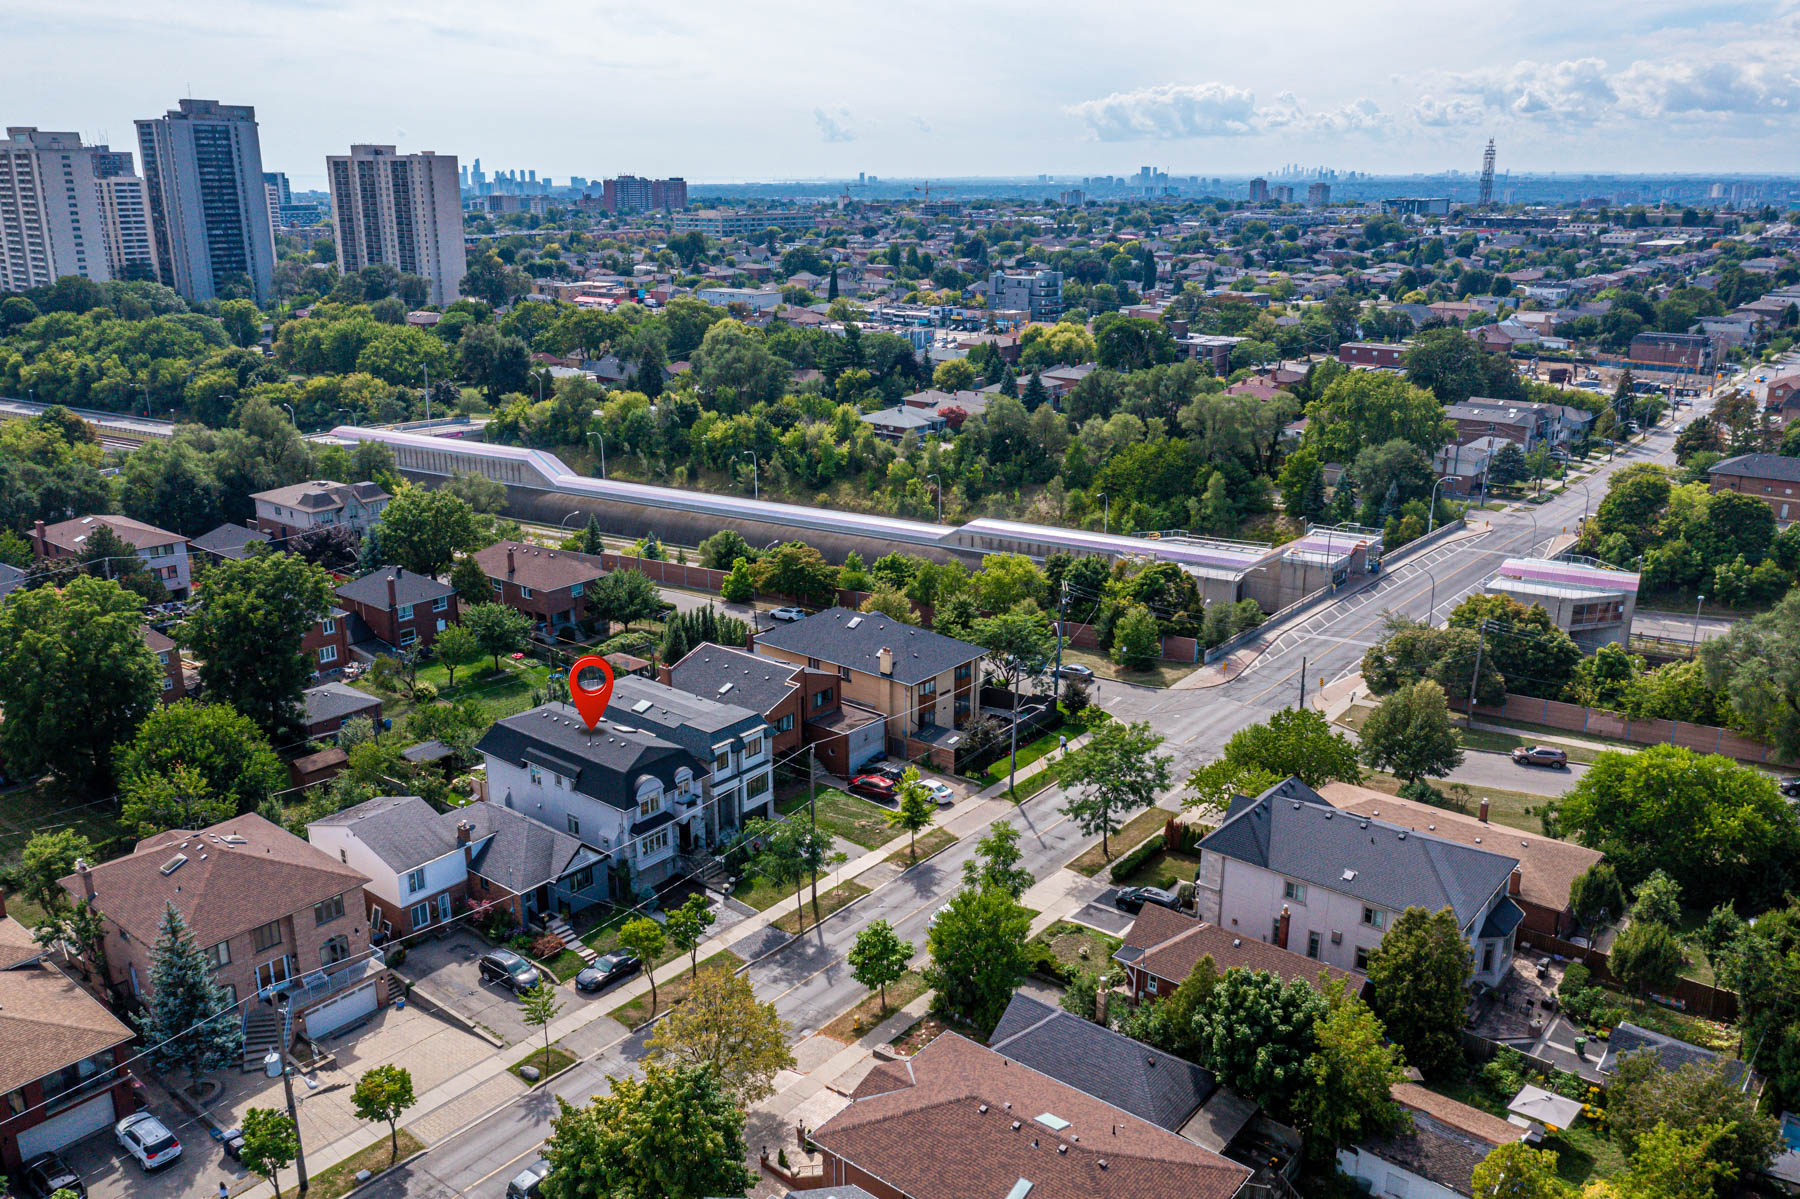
[395,928,540,1045]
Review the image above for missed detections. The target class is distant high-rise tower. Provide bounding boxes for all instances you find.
[0,127,112,290]
[1478,138,1496,208]
[135,99,275,303]
[327,145,466,304]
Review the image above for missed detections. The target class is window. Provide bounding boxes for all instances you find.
[321,618,336,635]
[519,585,534,599]
[838,665,851,680]
[529,765,542,786]
[409,901,432,929]
[320,935,349,966]
[743,736,764,758]
[1283,881,1307,904]
[38,1050,117,1106]
[314,894,344,926]
[437,893,452,922]
[406,868,426,894]
[318,644,339,665]
[490,579,502,593]
[1354,946,1370,971]
[399,628,418,647]
[746,771,770,798]
[714,748,731,772]
[162,676,174,692]
[639,791,658,817]
[553,772,563,788]
[1145,976,1158,996]
[808,657,821,669]
[256,955,291,991]
[397,603,414,621]
[432,596,448,612]
[567,813,580,835]
[205,940,231,969]
[1307,931,1321,959]
[639,828,670,856]
[955,662,972,682]
[814,688,835,709]
[570,582,583,597]
[251,920,282,953]
[775,713,795,733]
[919,679,936,697]
[572,866,594,890]
[1362,906,1387,930]
[1482,943,1496,973]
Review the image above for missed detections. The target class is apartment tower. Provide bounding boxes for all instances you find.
[135,99,276,303]
[326,145,465,304]
[0,127,111,291]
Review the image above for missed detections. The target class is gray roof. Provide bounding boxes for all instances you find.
[1711,453,1800,483]
[670,643,804,715]
[988,994,1216,1132]
[309,796,460,871]
[458,801,604,892]
[782,1190,879,1199]
[336,565,454,610]
[609,675,767,761]
[755,607,984,686]
[191,522,270,561]
[1358,1112,1495,1196]
[303,681,383,726]
[0,562,24,599]
[1200,778,1518,930]
[476,702,703,812]
[1599,1021,1749,1086]
[253,479,388,511]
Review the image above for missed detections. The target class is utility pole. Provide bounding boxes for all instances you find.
[1466,621,1486,723]
[274,1027,309,1195]
[808,750,820,924]
[1053,580,1067,687]
[1298,655,1307,710]
[421,364,430,423]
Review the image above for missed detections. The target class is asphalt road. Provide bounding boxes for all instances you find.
[1446,749,1588,796]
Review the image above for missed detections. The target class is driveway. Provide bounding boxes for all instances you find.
[61,1088,228,1199]
[395,929,538,1045]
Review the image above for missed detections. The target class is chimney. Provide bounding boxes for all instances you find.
[878,647,895,677]
[0,890,6,919]
[1276,904,1291,949]
[456,820,473,845]
[387,573,398,610]
[507,546,516,576]
[1096,982,1110,1025]
[1509,868,1522,897]
[744,626,757,651]
[33,519,47,559]
[1478,797,1491,823]
[75,858,94,900]
[657,662,673,686]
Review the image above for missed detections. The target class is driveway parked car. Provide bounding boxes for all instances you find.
[922,780,955,807]
[1113,886,1181,915]
[849,773,896,801]
[478,948,541,993]
[769,606,808,622]
[575,949,641,993]
[116,1112,182,1171]
[867,761,909,783]
[1511,745,1569,769]
[506,1158,553,1199]
[1055,664,1096,681]
[20,1153,85,1199]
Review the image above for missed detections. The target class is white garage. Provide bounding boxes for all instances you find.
[16,1091,119,1160]
[845,719,884,772]
[301,982,379,1041]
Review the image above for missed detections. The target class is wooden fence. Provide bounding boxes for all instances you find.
[1515,927,1738,1022]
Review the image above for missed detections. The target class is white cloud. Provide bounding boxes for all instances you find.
[1067,82,1260,140]
[1412,94,1485,127]
[813,107,855,143]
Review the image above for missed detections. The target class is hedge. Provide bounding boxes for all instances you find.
[1109,835,1166,884]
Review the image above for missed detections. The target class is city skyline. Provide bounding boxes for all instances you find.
[3,0,1798,187]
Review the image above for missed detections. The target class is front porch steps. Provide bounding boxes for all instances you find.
[545,915,596,965]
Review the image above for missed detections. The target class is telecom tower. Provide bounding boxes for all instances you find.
[1478,138,1496,208]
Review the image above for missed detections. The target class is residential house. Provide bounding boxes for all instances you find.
[190,522,270,563]
[605,674,775,848]
[474,701,708,894]
[301,681,382,738]
[0,562,23,600]
[32,515,191,599]
[251,480,390,544]
[1193,777,1524,987]
[1338,341,1408,369]
[1433,438,1504,498]
[1709,453,1800,526]
[143,625,188,702]
[1113,905,1362,1006]
[335,566,460,652]
[303,607,352,676]
[665,642,841,760]
[1442,400,1552,452]
[1762,371,1800,426]
[61,814,387,1049]
[1338,1083,1523,1199]
[860,405,945,440]
[753,608,985,770]
[473,542,607,632]
[1320,783,1604,939]
[810,1032,1252,1199]
[0,902,138,1172]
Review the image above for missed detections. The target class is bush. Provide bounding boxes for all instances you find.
[1397,779,1449,806]
[1109,834,1166,883]
[508,932,536,953]
[1561,962,1590,995]
[410,680,439,703]
[530,932,566,960]
[382,943,406,968]
[1027,940,1069,982]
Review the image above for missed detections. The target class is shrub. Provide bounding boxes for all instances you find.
[1109,835,1166,884]
[410,680,439,703]
[508,932,536,953]
[1560,962,1590,994]
[530,933,566,960]
[383,943,407,968]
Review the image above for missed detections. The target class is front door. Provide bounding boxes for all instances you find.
[256,955,292,993]
[534,884,550,915]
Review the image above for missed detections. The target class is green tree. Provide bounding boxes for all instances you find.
[238,1108,299,1198]
[521,979,563,1065]
[1618,1121,1736,1199]
[1060,720,1172,860]
[754,542,837,606]
[1447,593,1583,702]
[539,1065,755,1199]
[1218,707,1363,787]
[1469,1142,1569,1199]
[463,602,533,669]
[374,486,483,575]
[720,557,756,603]
[1159,953,1221,1057]
[859,585,918,624]
[644,967,795,1106]
[1568,861,1627,929]
[0,575,161,788]
[961,821,1033,898]
[1184,759,1282,818]
[1305,370,1450,462]
[1111,604,1162,671]
[1364,906,1470,1075]
[136,903,245,1088]
[589,568,662,631]
[664,893,716,977]
[116,700,285,818]
[933,359,976,391]
[848,920,913,1014]
[1293,980,1405,1154]
[1194,967,1327,1108]
[79,524,166,601]
[971,602,1055,792]
[1629,869,1683,928]
[120,763,234,839]
[432,622,479,688]
[924,884,1033,1032]
[1701,589,1800,759]
[1609,920,1686,996]
[351,1064,417,1161]
[1605,1054,1778,1186]
[697,529,752,571]
[1359,680,1464,783]
[617,917,667,1017]
[449,554,491,608]
[19,830,94,916]
[183,551,337,737]
[887,767,937,862]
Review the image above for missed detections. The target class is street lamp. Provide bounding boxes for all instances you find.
[589,430,607,479]
[1096,491,1109,535]
[279,402,297,427]
[1426,476,1456,535]
[741,450,758,501]
[1692,593,1706,651]
[925,473,942,523]
[420,365,431,422]
[558,510,582,531]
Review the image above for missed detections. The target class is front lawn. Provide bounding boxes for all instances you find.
[1067,807,1175,876]
[304,1128,425,1199]
[537,949,588,982]
[1054,646,1197,688]
[822,970,929,1043]
[510,1045,576,1082]
[1112,846,1203,892]
[771,880,870,935]
[578,908,682,968]
[607,949,745,1026]
[979,721,1068,787]
[886,827,956,867]
[1029,920,1123,979]
[777,787,901,851]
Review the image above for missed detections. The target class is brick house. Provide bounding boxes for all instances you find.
[302,607,352,676]
[1337,341,1407,368]
[33,515,191,599]
[335,566,459,651]
[665,642,842,759]
[472,542,607,632]
[61,814,388,1048]
[1443,399,1551,452]
[143,625,188,702]
[0,905,137,1172]
[251,480,390,543]
[1763,372,1800,427]
[1113,905,1362,1005]
[1709,453,1800,526]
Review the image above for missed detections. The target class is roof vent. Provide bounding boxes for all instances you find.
[1342,869,1357,881]
[978,1104,989,1114]
[1428,824,1435,830]
[1397,832,1407,840]
[1324,811,1333,819]
[1011,1120,1022,1131]
[1098,1160,1108,1170]
[632,698,653,713]
[1057,1144,1068,1154]
[160,854,188,876]
[1359,821,1368,829]
[1474,836,1482,843]
[1232,938,1242,947]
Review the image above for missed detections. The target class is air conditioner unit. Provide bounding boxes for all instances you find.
[1330,931,1343,945]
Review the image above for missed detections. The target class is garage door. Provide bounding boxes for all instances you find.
[846,720,884,772]
[16,1092,117,1159]
[303,983,378,1040]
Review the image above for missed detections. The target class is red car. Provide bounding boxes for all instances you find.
[849,774,896,800]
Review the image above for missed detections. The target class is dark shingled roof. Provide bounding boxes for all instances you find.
[476,702,704,812]
[303,681,383,727]
[335,565,455,610]
[609,676,767,763]
[754,607,984,686]
[1710,452,1800,483]
[1116,905,1360,994]
[459,801,603,893]
[191,522,272,561]
[1599,1022,1751,1086]
[669,642,804,715]
[1356,1112,1497,1197]
[309,796,459,872]
[988,994,1217,1132]
[1200,778,1518,931]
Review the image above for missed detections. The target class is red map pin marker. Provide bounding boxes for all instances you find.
[568,654,615,730]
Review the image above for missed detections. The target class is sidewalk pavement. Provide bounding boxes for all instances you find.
[241,731,1096,1198]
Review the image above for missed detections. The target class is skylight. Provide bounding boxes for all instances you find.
[1034,1113,1070,1131]
[1005,1182,1034,1199]
[160,854,188,876]
[631,698,653,713]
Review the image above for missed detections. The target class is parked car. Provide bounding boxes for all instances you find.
[575,949,641,992]
[20,1153,85,1199]
[1511,745,1569,769]
[927,903,952,928]
[1778,776,1800,797]
[849,773,896,800]
[478,948,541,993]
[506,1158,553,1199]
[867,761,910,783]
[1055,663,1096,681]
[769,606,808,622]
[1114,886,1181,914]
[116,1112,182,1171]
[923,780,956,807]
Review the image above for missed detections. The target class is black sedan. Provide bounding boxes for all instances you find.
[1114,886,1181,914]
[575,949,642,992]
[1779,777,1800,798]
[20,1153,85,1199]
[478,948,541,993]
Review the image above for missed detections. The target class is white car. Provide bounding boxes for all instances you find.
[927,903,952,929]
[116,1112,182,1171]
[923,781,956,807]
[768,607,808,622]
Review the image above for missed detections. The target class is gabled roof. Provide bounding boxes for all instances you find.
[39,513,186,553]
[476,702,703,811]
[988,995,1217,1132]
[252,479,388,511]
[60,813,369,949]
[335,565,455,610]
[755,607,984,686]
[474,541,608,592]
[0,960,134,1095]
[191,522,271,561]
[669,642,805,715]
[303,681,383,726]
[1116,905,1359,993]
[458,801,603,890]
[0,913,42,970]
[0,561,23,599]
[814,1032,1250,1199]
[1199,778,1518,930]
[309,796,461,873]
[1710,453,1800,483]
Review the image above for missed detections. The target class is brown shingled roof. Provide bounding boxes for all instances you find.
[60,812,369,948]
[811,1033,1251,1199]
[473,542,608,593]
[0,913,42,970]
[1391,1083,1521,1147]
[0,961,134,1095]
[1319,782,1601,917]
[1120,906,1360,994]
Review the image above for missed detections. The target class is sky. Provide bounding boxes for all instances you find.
[4,0,1799,188]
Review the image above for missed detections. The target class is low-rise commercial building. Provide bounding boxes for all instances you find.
[1485,556,1639,651]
